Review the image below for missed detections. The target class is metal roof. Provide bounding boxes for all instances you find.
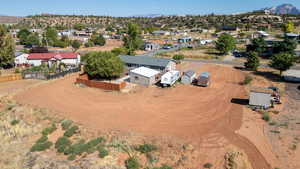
[120,55,173,68]
[184,70,196,78]
[200,72,210,78]
[130,67,160,78]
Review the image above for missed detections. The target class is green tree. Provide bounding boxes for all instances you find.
[273,37,297,55]
[73,24,86,31]
[91,34,106,46]
[17,28,31,45]
[26,33,40,46]
[269,52,296,76]
[247,37,267,54]
[282,21,295,33]
[71,40,81,51]
[215,33,236,55]
[0,25,15,69]
[111,47,128,56]
[44,27,58,46]
[123,23,143,55]
[244,52,260,71]
[84,51,124,79]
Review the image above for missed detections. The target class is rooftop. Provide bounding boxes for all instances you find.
[184,70,196,78]
[120,55,173,68]
[130,67,160,78]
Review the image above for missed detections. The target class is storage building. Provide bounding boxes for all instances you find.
[249,87,274,109]
[130,67,160,86]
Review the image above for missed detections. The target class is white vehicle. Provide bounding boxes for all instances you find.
[161,70,181,87]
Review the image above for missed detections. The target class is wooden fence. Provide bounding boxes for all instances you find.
[0,74,22,83]
[76,74,126,91]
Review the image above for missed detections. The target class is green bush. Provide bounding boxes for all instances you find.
[64,140,87,156]
[15,68,21,73]
[97,145,109,158]
[55,136,71,153]
[42,124,57,136]
[242,75,253,85]
[86,137,105,153]
[64,125,79,137]
[36,135,49,144]
[135,144,157,154]
[172,54,184,62]
[125,157,140,169]
[61,120,73,130]
[68,154,76,161]
[262,112,270,122]
[31,141,53,152]
[10,119,20,126]
[203,163,213,168]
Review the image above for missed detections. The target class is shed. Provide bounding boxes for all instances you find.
[181,70,196,85]
[161,70,181,87]
[283,70,300,82]
[197,72,210,87]
[249,87,273,109]
[145,42,160,51]
[129,67,160,86]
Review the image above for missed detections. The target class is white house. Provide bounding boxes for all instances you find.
[161,70,181,87]
[15,52,29,66]
[27,52,81,67]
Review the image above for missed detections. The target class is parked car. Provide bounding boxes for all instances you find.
[196,72,210,87]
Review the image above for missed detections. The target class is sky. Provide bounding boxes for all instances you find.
[1,0,300,16]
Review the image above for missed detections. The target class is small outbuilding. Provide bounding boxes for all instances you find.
[249,87,274,109]
[181,70,196,85]
[130,67,160,86]
[161,70,181,87]
[145,42,160,51]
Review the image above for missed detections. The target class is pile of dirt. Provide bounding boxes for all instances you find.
[224,146,253,169]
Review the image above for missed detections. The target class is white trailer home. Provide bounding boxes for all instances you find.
[181,70,196,85]
[161,70,181,87]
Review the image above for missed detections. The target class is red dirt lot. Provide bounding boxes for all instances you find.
[14,64,271,169]
[0,79,41,97]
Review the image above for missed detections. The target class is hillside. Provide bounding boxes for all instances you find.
[0,16,23,24]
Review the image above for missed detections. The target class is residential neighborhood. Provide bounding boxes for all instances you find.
[0,1,300,169]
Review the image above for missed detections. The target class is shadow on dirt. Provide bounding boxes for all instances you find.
[231,98,249,105]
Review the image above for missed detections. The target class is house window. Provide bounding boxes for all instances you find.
[135,76,139,80]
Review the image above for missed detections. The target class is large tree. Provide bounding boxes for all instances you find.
[247,37,267,54]
[273,37,297,55]
[71,40,81,51]
[269,52,296,76]
[43,27,58,46]
[91,33,106,46]
[0,25,15,69]
[215,33,236,55]
[244,52,260,71]
[123,23,143,55]
[282,21,295,33]
[84,51,124,79]
[17,28,31,45]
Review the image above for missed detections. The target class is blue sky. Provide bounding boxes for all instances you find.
[1,0,300,16]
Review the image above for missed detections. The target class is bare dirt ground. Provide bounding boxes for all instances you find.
[78,39,123,53]
[0,79,42,97]
[14,63,272,169]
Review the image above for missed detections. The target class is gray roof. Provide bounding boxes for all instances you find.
[120,55,173,68]
[184,70,196,78]
[15,52,24,57]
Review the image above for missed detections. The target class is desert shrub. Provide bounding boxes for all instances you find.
[15,68,21,73]
[68,154,76,161]
[135,144,157,154]
[64,125,79,137]
[42,123,57,136]
[172,54,184,63]
[262,112,270,122]
[125,157,140,169]
[31,141,53,152]
[61,120,73,130]
[97,145,109,158]
[36,135,49,144]
[55,136,71,153]
[242,75,252,85]
[64,140,87,156]
[152,165,173,169]
[10,119,20,126]
[203,163,213,168]
[269,121,277,126]
[86,137,105,153]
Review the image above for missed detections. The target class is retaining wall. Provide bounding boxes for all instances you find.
[0,74,22,83]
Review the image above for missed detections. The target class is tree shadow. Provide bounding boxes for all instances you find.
[231,98,249,105]
[252,71,283,82]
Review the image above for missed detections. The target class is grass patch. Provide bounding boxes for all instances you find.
[242,75,253,85]
[55,136,72,153]
[269,121,277,126]
[135,144,157,154]
[262,112,270,122]
[61,120,73,130]
[203,163,213,168]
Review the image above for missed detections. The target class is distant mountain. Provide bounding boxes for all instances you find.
[263,4,300,15]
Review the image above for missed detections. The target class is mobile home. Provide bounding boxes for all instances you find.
[161,70,181,87]
[181,70,196,85]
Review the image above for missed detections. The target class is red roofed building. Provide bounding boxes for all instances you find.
[27,52,81,66]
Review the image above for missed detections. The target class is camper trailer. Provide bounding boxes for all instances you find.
[197,72,210,87]
[161,70,181,87]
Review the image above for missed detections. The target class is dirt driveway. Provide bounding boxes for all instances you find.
[14,64,271,169]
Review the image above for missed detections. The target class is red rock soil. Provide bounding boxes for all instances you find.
[14,63,272,169]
